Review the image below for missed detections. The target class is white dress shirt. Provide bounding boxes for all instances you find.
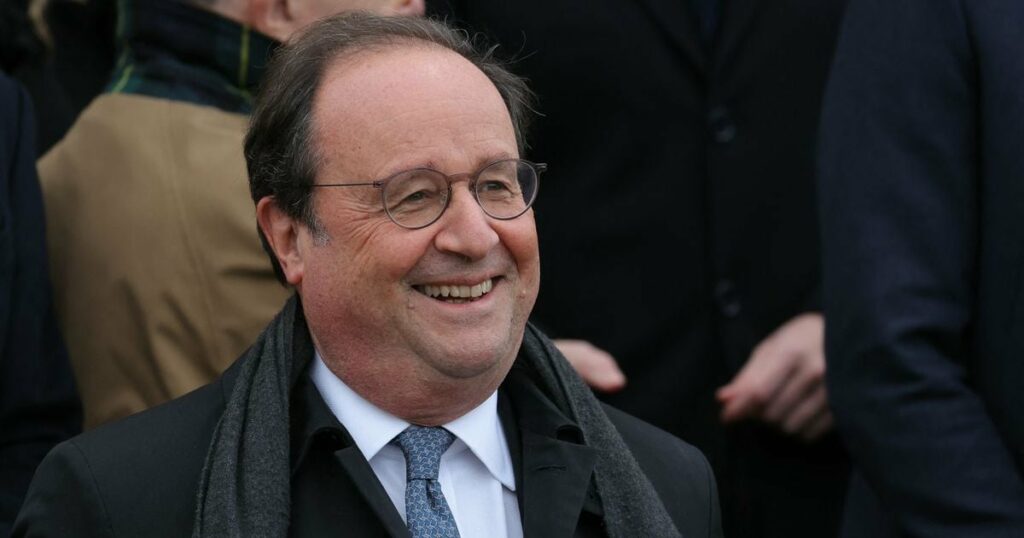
[311,353,523,537]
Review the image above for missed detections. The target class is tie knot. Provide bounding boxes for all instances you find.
[394,426,455,480]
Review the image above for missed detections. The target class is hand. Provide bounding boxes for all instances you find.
[554,339,627,393]
[716,313,833,441]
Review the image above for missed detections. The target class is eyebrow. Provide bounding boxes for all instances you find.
[386,152,517,177]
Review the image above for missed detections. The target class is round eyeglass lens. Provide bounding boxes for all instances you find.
[475,159,538,220]
[382,169,450,228]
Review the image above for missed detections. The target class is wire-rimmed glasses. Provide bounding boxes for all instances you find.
[311,158,545,229]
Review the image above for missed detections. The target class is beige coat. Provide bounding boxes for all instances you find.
[40,93,290,429]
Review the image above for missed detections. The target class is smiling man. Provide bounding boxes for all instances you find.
[14,14,721,538]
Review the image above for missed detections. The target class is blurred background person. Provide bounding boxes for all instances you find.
[430,1,850,536]
[1,0,117,156]
[40,0,423,429]
[820,0,1024,535]
[0,70,81,536]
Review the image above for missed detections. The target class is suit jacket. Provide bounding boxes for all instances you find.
[13,344,721,537]
[819,0,1024,535]
[0,72,81,536]
[430,1,850,535]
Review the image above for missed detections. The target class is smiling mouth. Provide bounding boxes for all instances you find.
[414,278,495,304]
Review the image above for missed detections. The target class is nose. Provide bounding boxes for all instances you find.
[432,187,500,261]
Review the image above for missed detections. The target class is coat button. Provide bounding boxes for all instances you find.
[714,279,742,318]
[708,106,737,144]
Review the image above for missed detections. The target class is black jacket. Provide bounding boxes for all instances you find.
[0,71,81,536]
[13,342,721,537]
[820,0,1024,535]
[429,1,850,535]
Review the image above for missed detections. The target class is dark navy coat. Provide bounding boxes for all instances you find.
[820,0,1024,535]
[430,1,851,535]
[0,72,80,535]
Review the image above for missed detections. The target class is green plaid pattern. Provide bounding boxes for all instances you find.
[107,0,277,114]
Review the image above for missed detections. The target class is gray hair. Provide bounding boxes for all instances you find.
[244,13,535,283]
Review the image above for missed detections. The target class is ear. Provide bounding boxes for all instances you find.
[246,0,295,43]
[256,196,306,286]
[389,0,426,16]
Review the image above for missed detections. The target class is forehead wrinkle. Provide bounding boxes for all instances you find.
[310,44,517,183]
[315,111,513,183]
[373,121,517,176]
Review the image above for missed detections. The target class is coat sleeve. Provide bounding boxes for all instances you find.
[818,0,1024,535]
[0,73,82,534]
[11,440,116,537]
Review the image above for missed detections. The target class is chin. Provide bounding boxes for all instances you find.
[424,336,520,381]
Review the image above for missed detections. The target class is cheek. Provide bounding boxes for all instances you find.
[320,208,395,266]
[338,222,436,284]
[499,217,541,286]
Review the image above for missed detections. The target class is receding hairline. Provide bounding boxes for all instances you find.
[307,35,488,93]
[306,38,518,172]
[313,37,465,84]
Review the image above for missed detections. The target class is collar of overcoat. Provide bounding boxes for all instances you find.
[286,347,601,537]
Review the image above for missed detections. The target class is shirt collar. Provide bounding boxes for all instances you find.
[310,352,515,490]
[444,387,516,491]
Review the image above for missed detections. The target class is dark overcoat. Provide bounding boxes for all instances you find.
[430,1,851,535]
[820,0,1024,535]
[13,338,721,537]
[0,71,80,536]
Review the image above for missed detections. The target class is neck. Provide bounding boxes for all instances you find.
[315,344,512,426]
[344,361,508,426]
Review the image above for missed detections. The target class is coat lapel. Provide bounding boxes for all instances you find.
[500,365,601,538]
[290,373,410,538]
[334,448,411,537]
[632,0,707,74]
[518,432,598,537]
[294,353,605,537]
[714,0,762,74]
[631,0,765,79]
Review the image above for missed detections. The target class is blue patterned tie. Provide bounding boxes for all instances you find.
[394,426,461,538]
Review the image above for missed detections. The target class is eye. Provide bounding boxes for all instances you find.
[384,171,447,216]
[398,189,438,205]
[480,179,515,194]
[476,172,522,201]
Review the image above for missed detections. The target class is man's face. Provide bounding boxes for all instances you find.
[292,46,539,416]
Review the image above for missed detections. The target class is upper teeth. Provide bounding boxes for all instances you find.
[419,278,494,299]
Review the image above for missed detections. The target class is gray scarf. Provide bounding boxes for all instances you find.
[192,296,680,537]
